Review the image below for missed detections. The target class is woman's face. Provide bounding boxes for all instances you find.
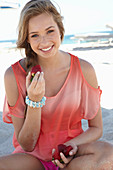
[28,13,61,59]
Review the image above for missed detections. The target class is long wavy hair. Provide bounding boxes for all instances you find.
[16,0,65,72]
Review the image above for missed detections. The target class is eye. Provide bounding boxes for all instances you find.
[47,30,54,34]
[31,34,39,38]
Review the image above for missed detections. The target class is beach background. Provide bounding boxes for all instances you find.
[0,0,113,156]
[0,43,113,156]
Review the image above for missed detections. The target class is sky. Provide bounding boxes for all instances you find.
[0,0,113,40]
[53,0,113,34]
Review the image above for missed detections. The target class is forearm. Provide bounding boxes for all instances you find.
[18,106,41,151]
[65,126,102,147]
[18,70,45,151]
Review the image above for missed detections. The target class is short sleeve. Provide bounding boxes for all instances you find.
[3,61,27,123]
[3,94,26,123]
[81,83,102,120]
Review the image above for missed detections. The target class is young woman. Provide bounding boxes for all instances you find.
[1,0,113,169]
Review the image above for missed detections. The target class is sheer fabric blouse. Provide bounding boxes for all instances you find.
[3,53,102,161]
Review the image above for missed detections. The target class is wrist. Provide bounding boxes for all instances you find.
[25,96,46,108]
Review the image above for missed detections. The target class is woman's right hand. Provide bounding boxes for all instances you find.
[26,71,45,102]
[52,144,78,169]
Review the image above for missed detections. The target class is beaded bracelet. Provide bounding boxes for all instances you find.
[25,96,46,108]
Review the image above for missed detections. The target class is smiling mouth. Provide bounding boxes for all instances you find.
[41,46,53,52]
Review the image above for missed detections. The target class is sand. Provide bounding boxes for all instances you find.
[0,44,113,156]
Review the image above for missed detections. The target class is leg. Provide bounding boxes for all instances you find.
[0,153,45,170]
[64,141,113,170]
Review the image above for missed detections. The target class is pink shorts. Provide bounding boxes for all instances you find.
[40,159,59,170]
[13,146,59,169]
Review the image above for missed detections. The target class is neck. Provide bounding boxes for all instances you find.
[37,50,64,71]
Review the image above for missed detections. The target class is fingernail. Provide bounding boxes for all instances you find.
[60,152,63,156]
[70,151,73,155]
[55,160,58,164]
[52,148,55,155]
[36,71,40,75]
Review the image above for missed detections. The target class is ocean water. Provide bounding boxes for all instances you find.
[0,34,76,47]
[62,31,113,45]
[62,34,76,44]
[1,31,113,48]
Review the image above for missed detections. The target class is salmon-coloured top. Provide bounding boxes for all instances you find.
[3,53,102,161]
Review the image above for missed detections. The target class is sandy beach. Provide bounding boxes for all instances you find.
[0,44,113,155]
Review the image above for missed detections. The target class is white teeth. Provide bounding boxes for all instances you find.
[42,46,52,51]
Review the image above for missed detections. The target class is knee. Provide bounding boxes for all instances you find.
[87,141,113,154]
[97,141,113,154]
[95,141,113,169]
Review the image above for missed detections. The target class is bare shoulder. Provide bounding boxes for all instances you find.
[79,58,98,88]
[4,66,13,78]
[4,66,19,106]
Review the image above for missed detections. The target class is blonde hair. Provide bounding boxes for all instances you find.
[17,0,65,71]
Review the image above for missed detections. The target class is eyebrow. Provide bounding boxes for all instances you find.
[29,26,55,35]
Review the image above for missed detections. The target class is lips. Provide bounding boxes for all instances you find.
[40,45,53,52]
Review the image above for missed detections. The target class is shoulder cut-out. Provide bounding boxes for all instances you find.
[79,59,98,88]
[4,66,19,107]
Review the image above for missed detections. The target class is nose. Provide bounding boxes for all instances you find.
[39,35,47,44]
